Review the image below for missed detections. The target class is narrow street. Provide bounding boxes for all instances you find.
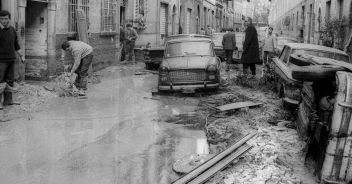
[0,63,209,184]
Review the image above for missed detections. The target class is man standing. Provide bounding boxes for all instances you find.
[222,28,237,71]
[261,27,277,71]
[61,40,93,95]
[125,23,138,64]
[0,10,23,109]
[241,17,260,78]
[119,25,126,62]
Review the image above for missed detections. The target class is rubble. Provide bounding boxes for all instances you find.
[0,81,55,116]
[200,72,317,184]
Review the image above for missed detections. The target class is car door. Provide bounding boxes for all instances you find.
[273,46,295,82]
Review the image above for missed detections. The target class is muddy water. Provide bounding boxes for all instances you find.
[0,65,209,184]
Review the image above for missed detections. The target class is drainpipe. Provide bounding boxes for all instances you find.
[47,0,57,78]
[18,0,26,81]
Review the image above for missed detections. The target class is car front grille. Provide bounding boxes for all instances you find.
[169,70,207,83]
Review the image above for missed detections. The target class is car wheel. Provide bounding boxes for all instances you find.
[292,65,345,81]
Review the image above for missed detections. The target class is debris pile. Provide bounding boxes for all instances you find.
[44,73,80,97]
[200,82,317,183]
[8,82,54,114]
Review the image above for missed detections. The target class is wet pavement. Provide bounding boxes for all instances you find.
[0,64,209,184]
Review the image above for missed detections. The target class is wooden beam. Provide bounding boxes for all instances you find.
[216,101,263,112]
[172,132,256,184]
[188,144,253,184]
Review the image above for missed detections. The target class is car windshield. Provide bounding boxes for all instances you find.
[278,39,297,46]
[166,41,213,57]
[292,49,350,63]
[211,34,225,47]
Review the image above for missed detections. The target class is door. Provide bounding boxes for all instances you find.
[25,1,48,78]
[185,8,191,34]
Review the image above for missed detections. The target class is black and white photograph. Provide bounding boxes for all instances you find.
[1,0,352,183]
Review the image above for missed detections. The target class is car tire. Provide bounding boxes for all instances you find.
[292,65,345,81]
[290,54,313,66]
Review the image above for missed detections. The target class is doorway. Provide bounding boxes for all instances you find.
[25,1,48,78]
[120,6,125,27]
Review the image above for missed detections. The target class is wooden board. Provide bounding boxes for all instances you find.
[172,133,256,184]
[76,9,89,44]
[216,101,263,112]
[188,144,253,184]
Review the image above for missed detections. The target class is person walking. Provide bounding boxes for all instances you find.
[261,27,277,74]
[120,25,126,62]
[125,23,138,64]
[200,27,206,35]
[222,28,237,71]
[241,17,260,78]
[0,10,24,109]
[61,40,93,96]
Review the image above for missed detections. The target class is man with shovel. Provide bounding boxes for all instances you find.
[60,40,93,96]
[0,10,24,109]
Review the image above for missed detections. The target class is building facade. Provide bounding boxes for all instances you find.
[130,0,235,48]
[269,0,352,48]
[1,0,121,79]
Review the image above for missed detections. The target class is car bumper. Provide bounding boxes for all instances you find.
[158,82,219,91]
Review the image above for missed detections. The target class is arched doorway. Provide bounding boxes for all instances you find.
[172,5,176,35]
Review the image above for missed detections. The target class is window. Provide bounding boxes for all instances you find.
[326,1,331,21]
[338,0,344,19]
[102,0,118,32]
[68,0,90,33]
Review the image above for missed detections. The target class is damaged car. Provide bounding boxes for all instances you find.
[272,43,349,108]
[158,37,220,91]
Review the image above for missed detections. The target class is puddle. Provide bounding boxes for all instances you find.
[163,112,206,129]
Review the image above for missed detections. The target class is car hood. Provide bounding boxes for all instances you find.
[162,56,218,69]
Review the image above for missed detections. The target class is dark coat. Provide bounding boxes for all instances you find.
[222,32,237,50]
[241,25,260,64]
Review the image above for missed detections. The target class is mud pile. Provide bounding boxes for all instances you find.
[201,82,317,183]
[1,82,55,114]
[44,73,80,97]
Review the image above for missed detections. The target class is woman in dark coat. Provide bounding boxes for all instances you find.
[241,17,260,77]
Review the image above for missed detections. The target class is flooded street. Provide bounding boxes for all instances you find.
[0,64,209,184]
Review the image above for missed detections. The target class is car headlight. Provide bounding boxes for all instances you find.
[160,66,168,71]
[207,65,217,72]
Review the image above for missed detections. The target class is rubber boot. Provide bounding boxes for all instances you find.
[3,92,13,106]
[0,93,3,110]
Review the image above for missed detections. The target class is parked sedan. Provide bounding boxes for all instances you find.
[272,43,350,108]
[144,34,210,70]
[158,38,220,91]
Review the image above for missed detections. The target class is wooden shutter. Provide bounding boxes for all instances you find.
[160,4,167,35]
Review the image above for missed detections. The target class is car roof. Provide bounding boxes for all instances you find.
[167,34,210,39]
[167,37,212,43]
[285,43,348,55]
[278,37,297,41]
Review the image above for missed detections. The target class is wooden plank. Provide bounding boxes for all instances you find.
[76,9,89,44]
[216,101,263,112]
[172,133,256,184]
[188,144,253,184]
